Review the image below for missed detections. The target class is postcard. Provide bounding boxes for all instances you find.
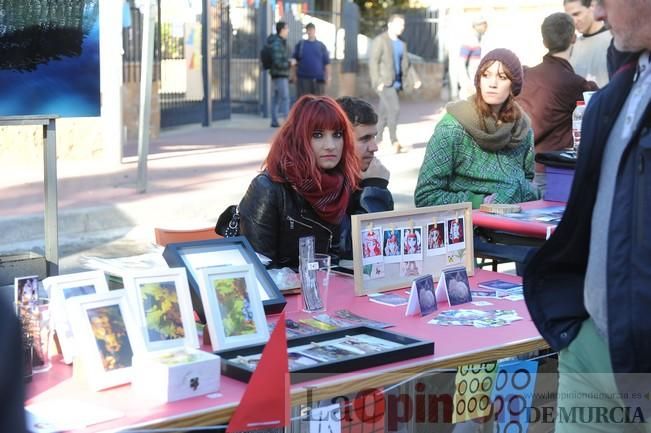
[287,351,321,370]
[368,293,408,307]
[299,318,338,331]
[441,267,472,306]
[298,343,358,362]
[400,260,422,277]
[333,310,393,329]
[478,279,523,291]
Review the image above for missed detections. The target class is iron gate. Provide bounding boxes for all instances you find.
[157,0,231,128]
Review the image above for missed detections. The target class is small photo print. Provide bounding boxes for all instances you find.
[415,275,437,316]
[361,228,383,265]
[287,351,321,370]
[427,222,446,256]
[86,305,134,372]
[400,260,422,277]
[402,227,423,260]
[63,284,97,299]
[232,354,262,370]
[362,263,385,280]
[444,268,473,306]
[383,229,402,263]
[447,217,466,251]
[332,336,386,354]
[350,334,402,350]
[14,276,40,311]
[139,280,185,343]
[213,277,257,338]
[299,344,358,362]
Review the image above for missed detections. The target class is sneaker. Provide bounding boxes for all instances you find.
[392,141,404,154]
[270,121,280,128]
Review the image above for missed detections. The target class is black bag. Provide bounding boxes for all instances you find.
[260,41,273,70]
[215,205,240,237]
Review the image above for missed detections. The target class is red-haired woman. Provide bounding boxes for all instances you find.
[238,95,360,268]
[415,48,539,209]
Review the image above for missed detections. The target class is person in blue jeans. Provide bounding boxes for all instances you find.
[267,21,294,127]
[293,22,330,98]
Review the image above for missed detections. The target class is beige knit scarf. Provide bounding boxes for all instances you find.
[446,97,531,152]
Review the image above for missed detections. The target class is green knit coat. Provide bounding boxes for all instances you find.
[415,112,539,209]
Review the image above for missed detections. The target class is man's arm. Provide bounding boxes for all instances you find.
[369,37,383,90]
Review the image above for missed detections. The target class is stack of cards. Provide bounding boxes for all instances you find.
[368,293,408,307]
[428,309,523,328]
[471,279,523,299]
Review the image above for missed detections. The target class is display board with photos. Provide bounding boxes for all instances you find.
[217,326,434,383]
[351,203,474,296]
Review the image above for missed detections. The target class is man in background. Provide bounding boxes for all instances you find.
[292,23,330,98]
[517,12,598,191]
[564,0,611,87]
[336,96,394,261]
[456,15,488,99]
[267,21,294,127]
[369,14,421,154]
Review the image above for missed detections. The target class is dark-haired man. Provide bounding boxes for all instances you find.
[336,96,394,260]
[267,21,294,127]
[517,12,598,190]
[564,0,611,87]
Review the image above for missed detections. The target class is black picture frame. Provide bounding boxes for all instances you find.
[162,237,286,322]
[217,326,435,383]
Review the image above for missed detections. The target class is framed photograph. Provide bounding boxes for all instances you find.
[67,290,143,391]
[352,204,474,296]
[199,265,269,351]
[217,326,434,383]
[162,237,286,322]
[44,271,110,364]
[122,268,199,352]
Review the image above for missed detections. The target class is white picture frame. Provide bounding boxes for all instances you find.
[122,267,199,352]
[44,270,110,364]
[67,290,143,391]
[199,265,269,351]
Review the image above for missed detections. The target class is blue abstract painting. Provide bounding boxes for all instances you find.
[0,0,101,117]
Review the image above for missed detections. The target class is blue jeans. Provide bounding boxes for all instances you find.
[271,77,289,125]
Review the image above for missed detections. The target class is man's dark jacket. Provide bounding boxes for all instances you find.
[524,54,651,373]
[517,54,598,171]
[339,177,394,260]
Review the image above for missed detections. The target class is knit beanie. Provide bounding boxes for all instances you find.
[474,48,524,96]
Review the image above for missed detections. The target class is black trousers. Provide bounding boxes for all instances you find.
[296,77,325,98]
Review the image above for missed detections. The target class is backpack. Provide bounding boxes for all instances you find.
[260,40,273,70]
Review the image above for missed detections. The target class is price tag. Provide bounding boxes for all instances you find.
[307,262,319,271]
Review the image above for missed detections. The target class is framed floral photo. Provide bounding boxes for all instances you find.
[122,267,199,352]
[162,237,286,321]
[199,265,269,351]
[67,290,143,391]
[44,270,110,364]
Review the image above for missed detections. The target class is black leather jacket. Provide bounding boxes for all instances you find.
[239,173,340,269]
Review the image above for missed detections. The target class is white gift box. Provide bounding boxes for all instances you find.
[132,349,220,403]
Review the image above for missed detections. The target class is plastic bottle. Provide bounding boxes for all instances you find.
[572,101,586,152]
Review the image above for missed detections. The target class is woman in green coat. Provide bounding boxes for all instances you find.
[415,48,540,209]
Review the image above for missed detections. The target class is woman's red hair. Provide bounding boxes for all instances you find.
[474,60,522,128]
[264,95,360,190]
